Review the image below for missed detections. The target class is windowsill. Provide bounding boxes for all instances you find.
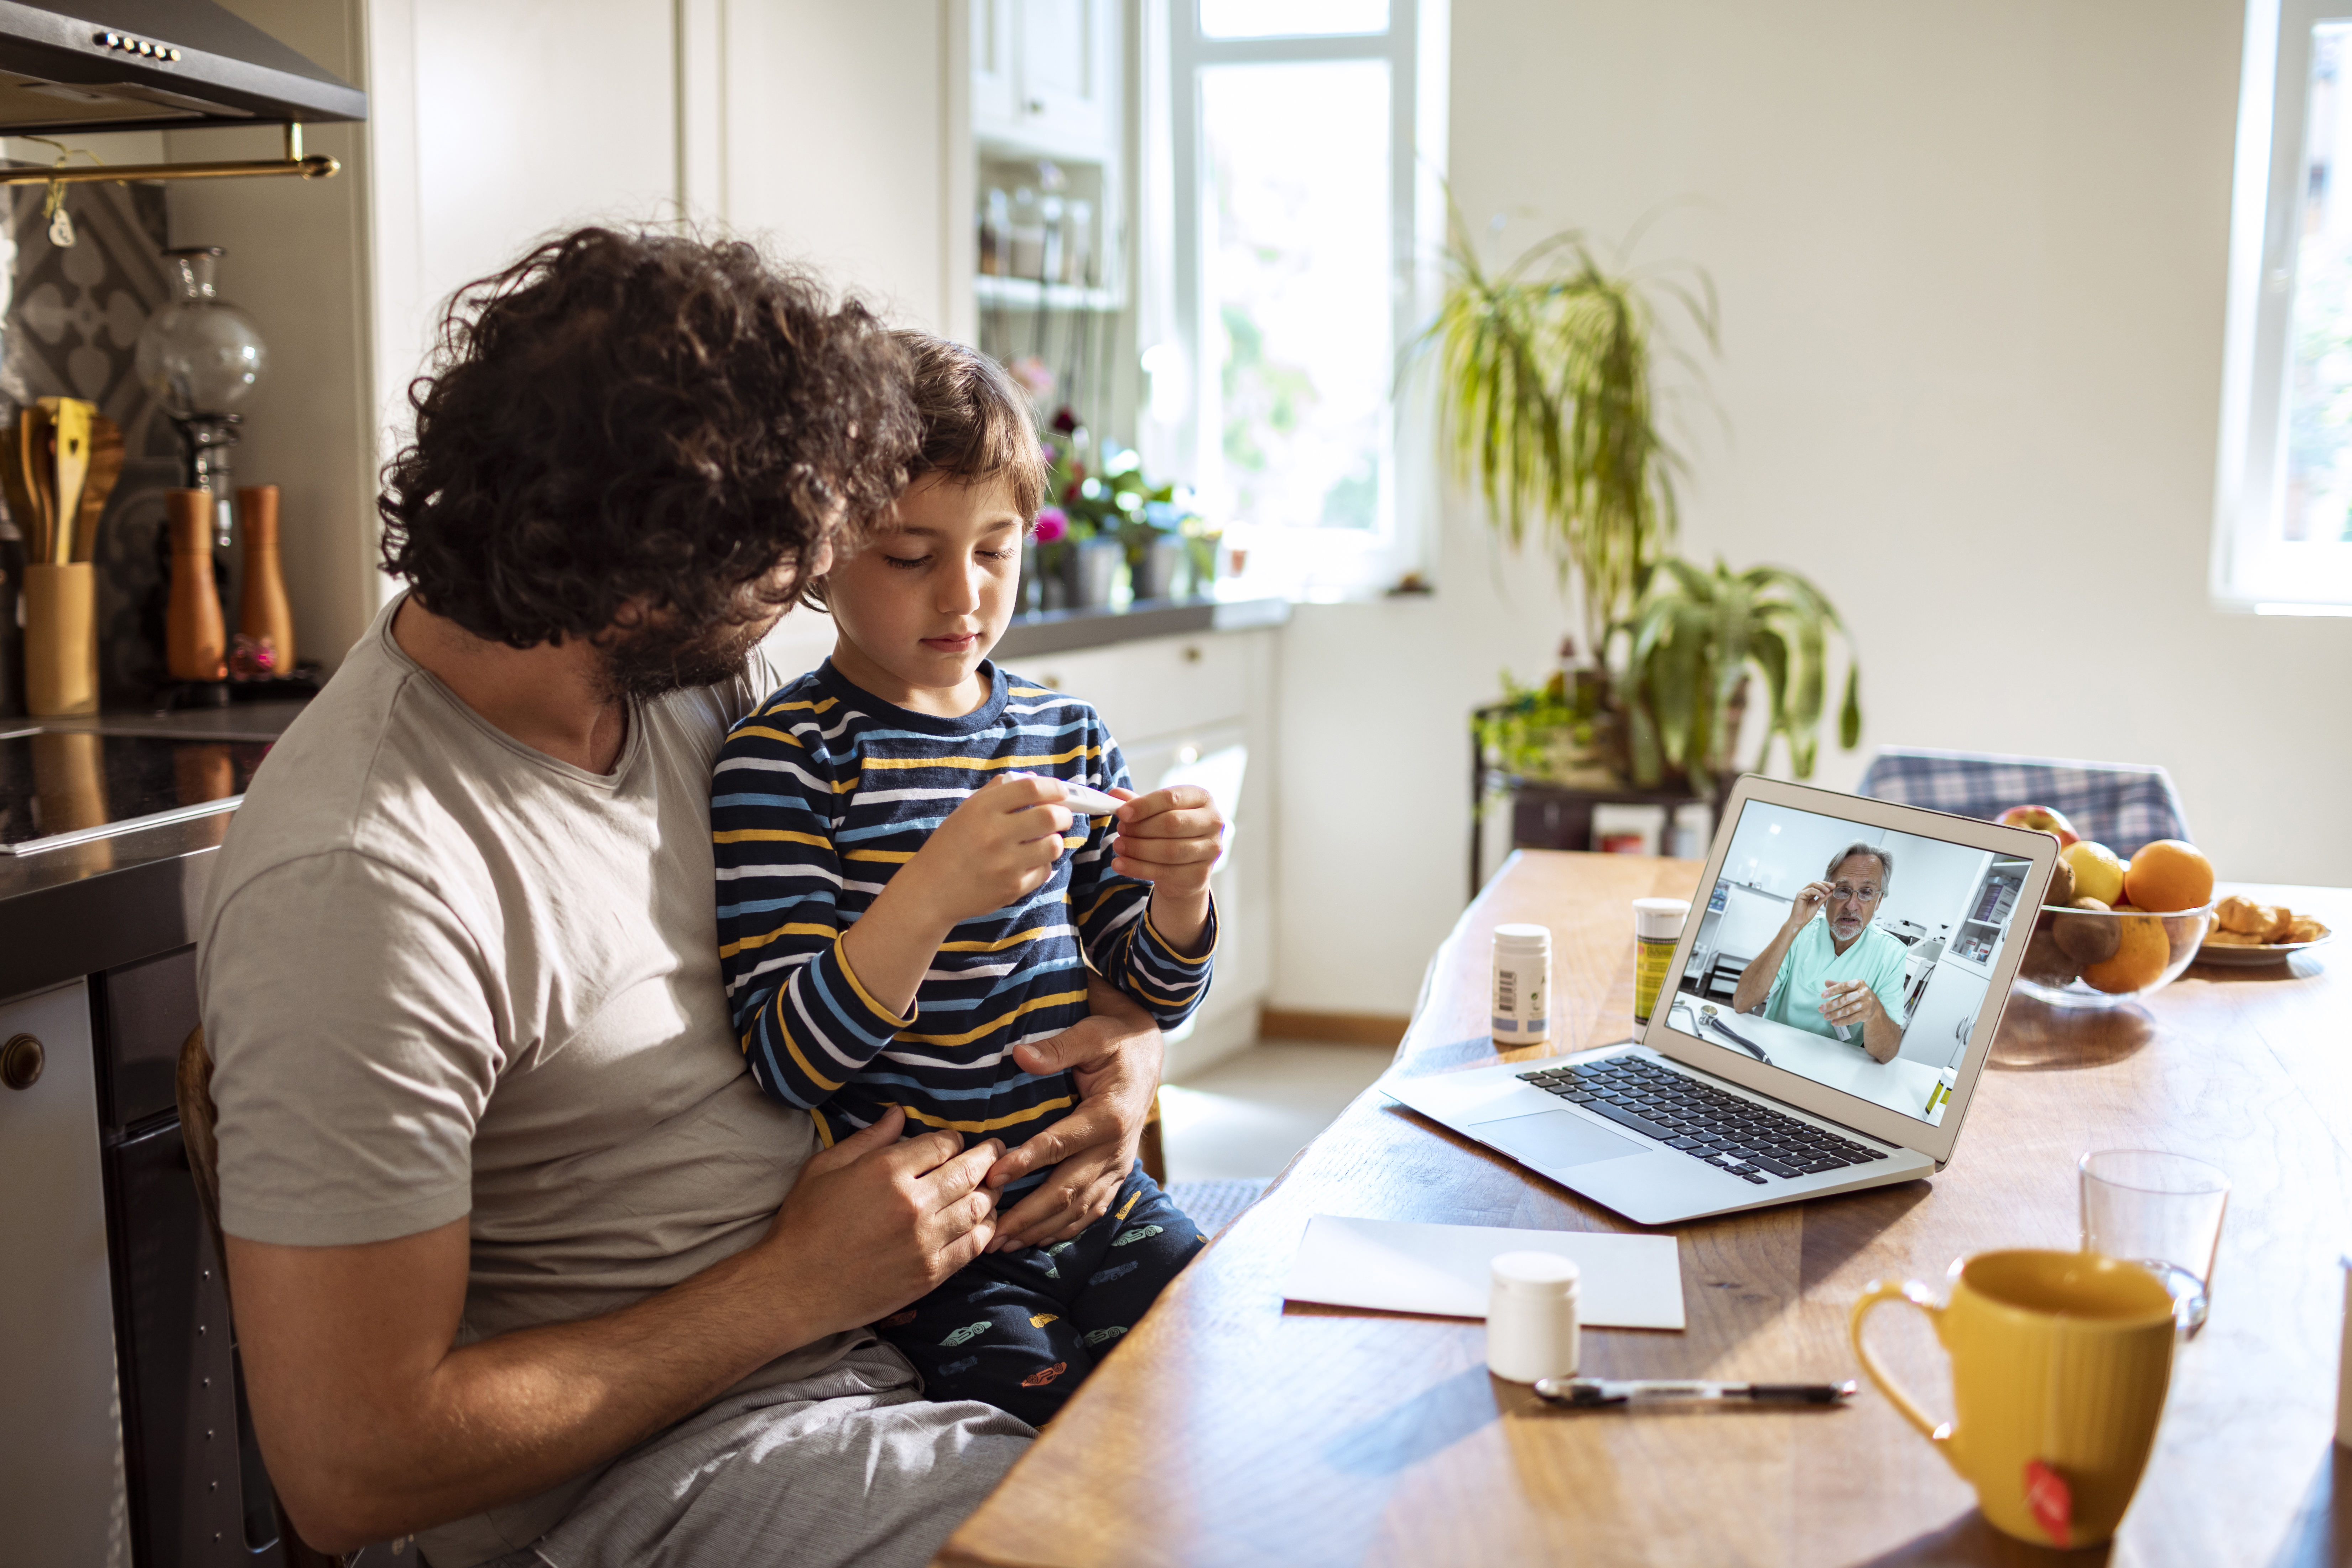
[993,595,1290,657]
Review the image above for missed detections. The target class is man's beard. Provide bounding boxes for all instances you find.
[598,612,771,701]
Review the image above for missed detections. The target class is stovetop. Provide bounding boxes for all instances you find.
[0,728,275,854]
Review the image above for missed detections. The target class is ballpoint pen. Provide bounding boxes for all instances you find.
[1533,1377,1857,1408]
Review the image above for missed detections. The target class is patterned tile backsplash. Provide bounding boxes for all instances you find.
[2,173,184,702]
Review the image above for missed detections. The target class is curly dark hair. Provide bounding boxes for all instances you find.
[378,228,918,648]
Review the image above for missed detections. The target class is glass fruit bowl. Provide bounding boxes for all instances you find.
[2013,903,2214,1010]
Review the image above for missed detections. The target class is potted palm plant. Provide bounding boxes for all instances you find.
[1421,208,1713,652]
[1611,558,1861,793]
[1428,207,1864,851]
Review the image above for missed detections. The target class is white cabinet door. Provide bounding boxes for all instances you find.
[971,0,1020,140]
[1004,0,1117,157]
[0,979,128,1568]
[1897,960,1989,1070]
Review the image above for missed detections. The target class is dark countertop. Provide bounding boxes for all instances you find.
[0,597,1293,1000]
[0,701,310,1001]
[993,595,1289,658]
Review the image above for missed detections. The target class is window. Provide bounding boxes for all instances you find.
[2216,0,2352,612]
[1144,0,1445,599]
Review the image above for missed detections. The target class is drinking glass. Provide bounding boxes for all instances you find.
[2078,1149,2229,1335]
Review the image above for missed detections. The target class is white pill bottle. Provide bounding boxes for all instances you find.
[1487,1251,1582,1382]
[1491,923,1552,1046]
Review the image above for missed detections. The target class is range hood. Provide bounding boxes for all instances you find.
[0,1,363,137]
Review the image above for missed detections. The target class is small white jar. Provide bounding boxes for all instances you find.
[1487,1251,1581,1383]
[1491,923,1552,1046]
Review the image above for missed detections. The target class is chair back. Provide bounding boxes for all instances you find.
[1856,748,2192,858]
[176,1026,229,1276]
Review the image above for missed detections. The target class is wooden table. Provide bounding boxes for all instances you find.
[940,852,2352,1568]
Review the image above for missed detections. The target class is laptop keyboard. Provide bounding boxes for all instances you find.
[1517,1054,1891,1184]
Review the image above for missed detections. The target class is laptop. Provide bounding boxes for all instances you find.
[1386,775,2059,1226]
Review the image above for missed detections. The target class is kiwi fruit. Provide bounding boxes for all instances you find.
[2052,897,2121,965]
[2046,857,2075,907]
[2020,931,2082,986]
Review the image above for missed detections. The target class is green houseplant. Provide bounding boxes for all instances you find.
[1421,208,1714,650]
[1612,557,1862,794]
[1429,205,1864,799]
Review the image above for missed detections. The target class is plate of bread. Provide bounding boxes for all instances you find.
[2199,895,2333,964]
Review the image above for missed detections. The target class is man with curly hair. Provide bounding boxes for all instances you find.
[194,229,1161,1568]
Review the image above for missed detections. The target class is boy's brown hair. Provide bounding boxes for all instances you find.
[894,330,1047,521]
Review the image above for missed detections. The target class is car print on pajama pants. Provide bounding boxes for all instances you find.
[876,1165,1206,1427]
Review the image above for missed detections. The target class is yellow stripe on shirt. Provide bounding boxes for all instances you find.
[937,923,1067,953]
[899,1096,1075,1135]
[754,988,847,1095]
[860,743,1102,771]
[719,920,837,960]
[713,828,833,848]
[895,988,1089,1046]
[727,724,804,748]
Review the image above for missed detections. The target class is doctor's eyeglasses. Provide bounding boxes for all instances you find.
[1830,882,1882,905]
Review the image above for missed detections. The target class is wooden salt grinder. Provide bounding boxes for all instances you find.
[166,489,227,682]
[237,485,295,673]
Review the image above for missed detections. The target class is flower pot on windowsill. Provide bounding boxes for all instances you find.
[1066,536,1125,609]
[1129,536,1185,602]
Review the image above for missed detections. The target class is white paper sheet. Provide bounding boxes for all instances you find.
[1283,1214,1686,1330]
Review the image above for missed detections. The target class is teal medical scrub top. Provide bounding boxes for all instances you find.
[1762,919,1911,1041]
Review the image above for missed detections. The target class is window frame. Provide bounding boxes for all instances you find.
[1145,0,1446,600]
[2215,0,2352,614]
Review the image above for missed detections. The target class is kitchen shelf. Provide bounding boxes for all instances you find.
[975,274,1125,311]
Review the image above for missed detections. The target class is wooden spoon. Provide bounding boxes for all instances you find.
[72,415,123,564]
[36,397,92,565]
[15,403,52,564]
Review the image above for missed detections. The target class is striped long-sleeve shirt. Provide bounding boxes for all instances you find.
[711,659,1216,1178]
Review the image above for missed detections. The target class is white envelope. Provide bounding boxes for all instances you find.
[1283,1214,1686,1330]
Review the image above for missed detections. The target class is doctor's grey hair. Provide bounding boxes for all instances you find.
[1826,841,1893,891]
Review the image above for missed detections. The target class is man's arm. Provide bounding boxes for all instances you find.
[230,1108,1002,1553]
[982,975,1164,1252]
[1733,882,1832,1015]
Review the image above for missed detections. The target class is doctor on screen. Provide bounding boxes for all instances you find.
[1732,842,1910,1062]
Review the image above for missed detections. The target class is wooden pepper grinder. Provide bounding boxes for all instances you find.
[236,484,294,676]
[166,489,227,682]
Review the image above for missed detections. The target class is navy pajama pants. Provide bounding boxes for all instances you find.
[875,1164,1205,1427]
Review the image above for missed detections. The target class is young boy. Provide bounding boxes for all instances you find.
[711,333,1224,1426]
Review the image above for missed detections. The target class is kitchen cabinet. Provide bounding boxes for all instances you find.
[1020,627,1276,1075]
[0,978,129,1568]
[973,0,1119,161]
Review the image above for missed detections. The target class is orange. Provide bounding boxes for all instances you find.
[2081,915,2170,993]
[2122,839,2214,915]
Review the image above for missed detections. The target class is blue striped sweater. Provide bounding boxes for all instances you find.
[711,660,1215,1177]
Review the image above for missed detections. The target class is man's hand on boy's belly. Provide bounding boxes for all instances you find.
[980,980,1162,1252]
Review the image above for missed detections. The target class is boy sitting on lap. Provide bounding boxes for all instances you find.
[712,333,1222,1426]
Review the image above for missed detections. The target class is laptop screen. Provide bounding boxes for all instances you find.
[1667,796,2036,1127]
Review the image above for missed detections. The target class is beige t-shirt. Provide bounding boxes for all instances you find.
[198,595,856,1566]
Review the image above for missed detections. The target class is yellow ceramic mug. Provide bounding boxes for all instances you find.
[1849,1250,2176,1548]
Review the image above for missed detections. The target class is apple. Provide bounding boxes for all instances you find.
[1998,804,2081,848]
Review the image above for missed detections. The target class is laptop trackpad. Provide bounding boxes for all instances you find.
[1469,1109,1648,1170]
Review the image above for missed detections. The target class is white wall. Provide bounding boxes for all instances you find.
[1271,0,2349,1015]
[363,0,949,666]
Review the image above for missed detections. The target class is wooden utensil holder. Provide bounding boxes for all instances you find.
[23,561,98,716]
